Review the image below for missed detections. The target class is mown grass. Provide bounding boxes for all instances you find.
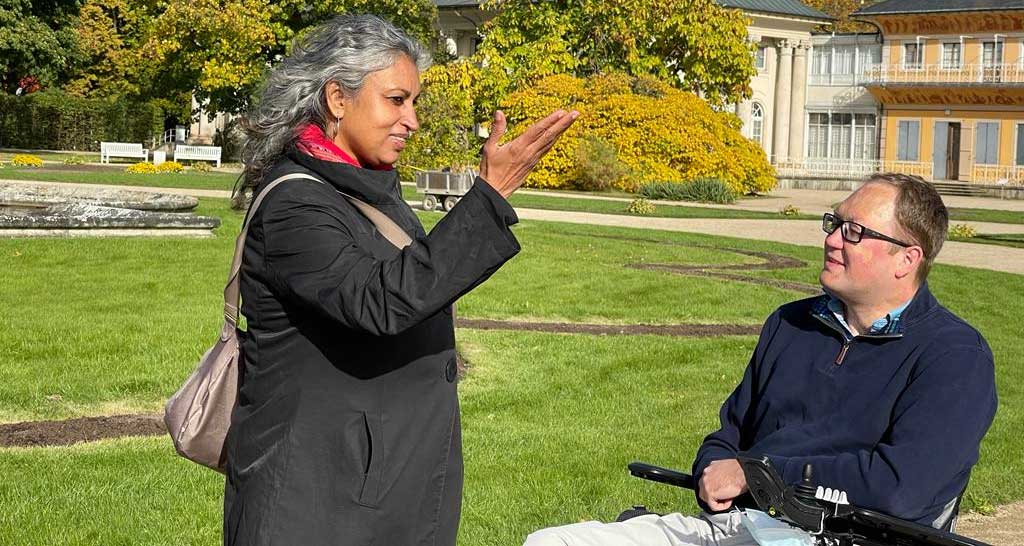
[0,197,1022,545]
[0,166,240,191]
[6,164,1024,224]
[948,207,1024,225]
[952,233,1024,249]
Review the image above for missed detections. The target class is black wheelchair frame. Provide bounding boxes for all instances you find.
[626,456,991,546]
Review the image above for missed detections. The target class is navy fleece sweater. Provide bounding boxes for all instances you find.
[692,284,997,525]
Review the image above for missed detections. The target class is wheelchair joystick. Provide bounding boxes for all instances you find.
[794,463,817,501]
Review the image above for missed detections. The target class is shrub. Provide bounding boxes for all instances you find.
[639,181,686,201]
[157,161,184,173]
[62,155,88,165]
[626,198,655,215]
[949,223,977,238]
[572,135,630,191]
[125,162,158,174]
[0,91,162,152]
[189,161,212,173]
[499,72,776,194]
[639,178,736,204]
[780,204,800,216]
[11,154,43,168]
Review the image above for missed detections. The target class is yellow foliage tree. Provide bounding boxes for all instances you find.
[498,73,776,194]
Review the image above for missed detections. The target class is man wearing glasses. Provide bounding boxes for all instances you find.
[524,173,997,546]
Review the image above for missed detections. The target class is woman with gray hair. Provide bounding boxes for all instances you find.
[223,13,577,546]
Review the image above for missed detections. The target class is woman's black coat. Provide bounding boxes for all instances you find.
[223,153,521,546]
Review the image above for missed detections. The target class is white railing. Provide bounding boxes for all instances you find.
[861,62,1024,85]
[150,127,191,149]
[773,157,932,179]
[971,164,1024,184]
[774,157,1024,185]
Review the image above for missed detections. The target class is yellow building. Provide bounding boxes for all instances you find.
[855,0,1024,184]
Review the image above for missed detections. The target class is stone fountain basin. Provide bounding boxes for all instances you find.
[0,182,220,237]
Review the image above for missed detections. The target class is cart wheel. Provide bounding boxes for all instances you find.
[443,196,459,212]
[423,194,438,211]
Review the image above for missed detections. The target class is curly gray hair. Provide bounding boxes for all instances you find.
[235,13,431,206]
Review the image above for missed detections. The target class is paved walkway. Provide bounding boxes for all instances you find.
[512,209,1024,276]
[518,187,1024,215]
[5,179,1023,275]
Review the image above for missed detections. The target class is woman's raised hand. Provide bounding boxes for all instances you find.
[478,109,579,199]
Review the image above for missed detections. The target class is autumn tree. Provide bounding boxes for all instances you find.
[473,0,756,113]
[138,0,440,115]
[64,0,156,99]
[804,0,883,33]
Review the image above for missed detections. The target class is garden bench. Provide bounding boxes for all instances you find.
[100,142,149,164]
[174,145,222,167]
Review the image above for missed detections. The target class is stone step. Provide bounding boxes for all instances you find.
[929,182,988,197]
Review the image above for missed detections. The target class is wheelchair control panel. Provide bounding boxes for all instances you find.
[627,456,992,546]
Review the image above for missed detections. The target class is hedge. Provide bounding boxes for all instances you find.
[0,91,163,152]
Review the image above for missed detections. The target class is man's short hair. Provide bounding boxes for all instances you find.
[863,173,948,281]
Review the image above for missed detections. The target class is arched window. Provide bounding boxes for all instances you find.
[750,103,764,145]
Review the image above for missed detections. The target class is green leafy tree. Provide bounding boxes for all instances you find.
[0,0,79,92]
[398,60,483,180]
[474,0,756,110]
[138,0,440,115]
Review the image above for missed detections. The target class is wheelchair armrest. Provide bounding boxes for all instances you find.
[628,462,696,490]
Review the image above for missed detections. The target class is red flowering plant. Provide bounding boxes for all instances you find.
[17,76,42,94]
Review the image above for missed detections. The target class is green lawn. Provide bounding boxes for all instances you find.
[949,207,1024,225]
[1,199,1022,544]
[7,164,1024,225]
[404,184,819,220]
[954,233,1024,249]
[0,166,240,192]
[0,150,100,163]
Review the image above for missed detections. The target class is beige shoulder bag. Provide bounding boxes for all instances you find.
[164,172,412,472]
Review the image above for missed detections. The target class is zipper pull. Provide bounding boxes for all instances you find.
[835,342,851,366]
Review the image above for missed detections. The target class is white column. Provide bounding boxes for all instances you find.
[773,39,794,162]
[737,101,752,136]
[788,40,809,161]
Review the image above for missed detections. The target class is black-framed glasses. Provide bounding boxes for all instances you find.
[822,213,912,247]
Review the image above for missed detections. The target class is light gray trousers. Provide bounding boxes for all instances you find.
[523,511,762,546]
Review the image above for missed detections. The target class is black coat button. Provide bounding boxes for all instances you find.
[445,358,457,383]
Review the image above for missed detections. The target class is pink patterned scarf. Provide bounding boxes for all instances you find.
[294,123,361,167]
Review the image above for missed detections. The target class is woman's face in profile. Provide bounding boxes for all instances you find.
[333,55,421,169]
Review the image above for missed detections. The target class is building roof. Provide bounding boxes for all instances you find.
[854,0,1024,16]
[434,0,832,21]
[717,0,832,21]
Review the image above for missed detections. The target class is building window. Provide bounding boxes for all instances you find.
[750,103,764,144]
[942,43,962,69]
[806,112,876,160]
[808,113,829,158]
[1016,124,1024,165]
[853,114,877,160]
[982,41,1004,66]
[830,113,853,159]
[976,122,1000,165]
[903,42,923,69]
[811,46,831,84]
[755,45,766,70]
[897,120,920,161]
[856,45,881,75]
[834,45,855,76]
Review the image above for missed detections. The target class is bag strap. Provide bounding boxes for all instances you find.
[222,172,413,330]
